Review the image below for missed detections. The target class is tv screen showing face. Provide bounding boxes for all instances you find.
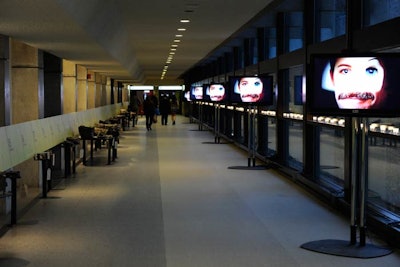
[309,53,400,117]
[229,76,274,105]
[190,85,203,101]
[205,83,228,103]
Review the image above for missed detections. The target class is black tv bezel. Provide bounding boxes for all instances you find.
[228,75,274,106]
[308,52,400,118]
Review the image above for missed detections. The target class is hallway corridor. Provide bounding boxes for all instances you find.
[0,116,399,267]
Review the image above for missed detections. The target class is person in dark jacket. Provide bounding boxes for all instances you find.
[143,96,156,130]
[159,95,171,125]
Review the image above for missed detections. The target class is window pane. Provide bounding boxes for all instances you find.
[319,126,345,183]
[364,0,400,26]
[368,129,400,211]
[288,65,304,114]
[268,117,277,157]
[285,12,303,52]
[268,28,277,59]
[288,120,303,170]
[316,0,346,42]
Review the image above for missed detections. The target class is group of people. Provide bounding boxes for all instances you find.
[143,92,178,131]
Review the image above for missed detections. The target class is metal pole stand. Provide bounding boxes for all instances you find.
[228,105,268,170]
[301,118,392,258]
[34,152,54,198]
[1,170,21,226]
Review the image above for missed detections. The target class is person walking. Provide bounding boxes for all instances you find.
[143,96,156,131]
[170,98,178,125]
[159,95,171,125]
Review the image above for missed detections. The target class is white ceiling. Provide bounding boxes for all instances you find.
[0,0,273,85]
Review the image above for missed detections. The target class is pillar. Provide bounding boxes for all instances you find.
[87,70,95,109]
[63,60,77,113]
[0,35,10,126]
[77,65,87,111]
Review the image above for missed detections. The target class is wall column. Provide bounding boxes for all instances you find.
[11,40,41,124]
[87,70,95,109]
[77,65,87,111]
[62,60,77,113]
[95,73,102,107]
[106,77,112,105]
[0,35,10,126]
[11,40,41,187]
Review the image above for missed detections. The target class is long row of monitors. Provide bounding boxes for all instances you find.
[187,53,400,117]
[186,76,274,106]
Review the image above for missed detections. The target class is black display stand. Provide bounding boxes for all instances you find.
[301,118,392,258]
[191,103,207,132]
[202,104,230,145]
[228,105,269,170]
[34,152,54,198]
[1,170,21,226]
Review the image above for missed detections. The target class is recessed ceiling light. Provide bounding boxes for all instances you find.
[175,34,183,38]
[171,44,178,47]
[173,39,181,43]
[180,19,190,23]
[177,28,186,31]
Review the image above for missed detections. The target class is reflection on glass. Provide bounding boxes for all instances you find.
[368,135,400,211]
[364,0,400,26]
[319,127,345,183]
[288,120,303,170]
[268,117,277,157]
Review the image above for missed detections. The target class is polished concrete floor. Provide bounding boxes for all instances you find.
[0,116,399,267]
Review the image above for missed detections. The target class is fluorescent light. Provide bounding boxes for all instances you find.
[177,28,186,31]
[127,85,154,90]
[180,19,190,23]
[158,85,183,90]
[175,34,183,38]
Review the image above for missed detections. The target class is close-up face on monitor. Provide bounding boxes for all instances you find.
[310,54,400,116]
[208,83,226,102]
[330,57,385,109]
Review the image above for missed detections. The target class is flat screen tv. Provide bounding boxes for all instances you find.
[229,75,274,105]
[204,82,229,103]
[189,85,203,101]
[309,53,400,117]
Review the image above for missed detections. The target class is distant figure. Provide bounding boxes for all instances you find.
[159,95,171,125]
[143,96,156,131]
[170,99,179,125]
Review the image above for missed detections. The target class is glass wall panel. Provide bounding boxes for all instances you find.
[284,12,303,53]
[316,0,346,42]
[268,117,277,157]
[288,65,304,114]
[319,126,345,183]
[368,129,400,211]
[364,0,400,26]
[288,120,303,170]
[268,28,277,59]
